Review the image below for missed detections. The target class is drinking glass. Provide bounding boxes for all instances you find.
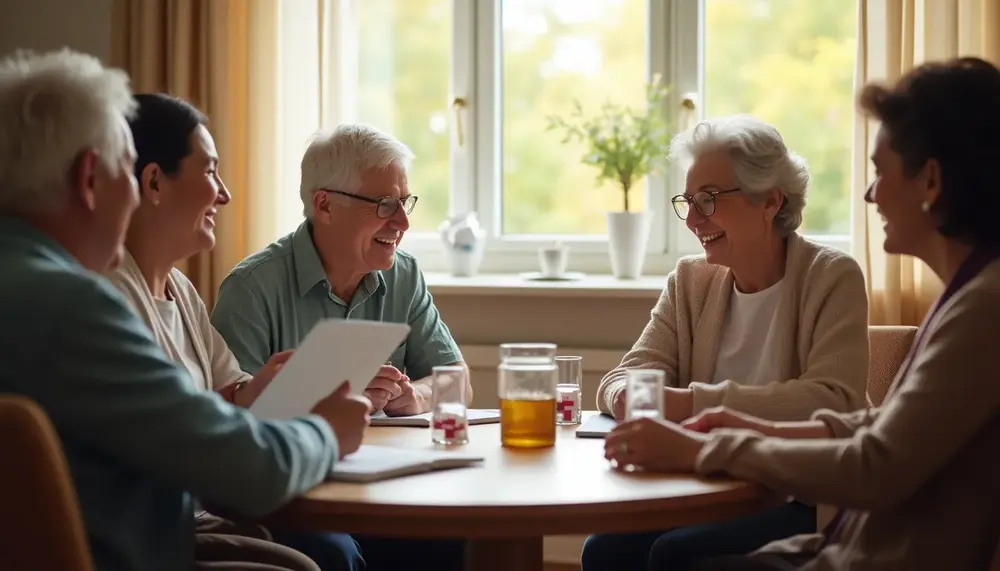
[625,369,665,420]
[431,365,469,445]
[555,356,583,425]
[498,343,557,448]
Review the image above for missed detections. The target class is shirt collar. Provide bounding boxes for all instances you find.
[292,220,388,299]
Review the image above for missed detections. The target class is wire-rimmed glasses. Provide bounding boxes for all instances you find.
[670,187,742,220]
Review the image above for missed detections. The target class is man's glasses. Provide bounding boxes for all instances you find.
[670,187,742,220]
[323,189,418,219]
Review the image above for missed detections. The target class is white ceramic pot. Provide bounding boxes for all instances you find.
[606,211,652,279]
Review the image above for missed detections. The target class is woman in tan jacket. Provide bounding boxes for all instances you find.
[584,117,870,569]
[605,57,1000,571]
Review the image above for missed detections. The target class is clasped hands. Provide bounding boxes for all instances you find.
[363,364,424,416]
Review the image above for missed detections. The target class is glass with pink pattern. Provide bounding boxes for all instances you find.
[431,365,469,445]
[555,356,583,425]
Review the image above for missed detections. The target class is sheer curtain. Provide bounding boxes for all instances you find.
[850,0,1000,325]
[111,0,285,306]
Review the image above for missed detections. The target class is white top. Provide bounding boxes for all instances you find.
[152,296,207,392]
[711,279,786,385]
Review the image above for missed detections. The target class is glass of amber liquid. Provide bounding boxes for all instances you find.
[498,343,558,448]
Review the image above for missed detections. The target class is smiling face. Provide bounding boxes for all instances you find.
[313,161,411,277]
[683,150,783,267]
[139,124,231,259]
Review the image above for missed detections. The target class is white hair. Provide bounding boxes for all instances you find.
[299,123,415,218]
[669,114,809,236]
[0,49,136,214]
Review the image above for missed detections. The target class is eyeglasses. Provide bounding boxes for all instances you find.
[322,189,418,219]
[670,187,742,220]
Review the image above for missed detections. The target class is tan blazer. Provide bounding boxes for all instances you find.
[696,259,1000,571]
[597,233,869,420]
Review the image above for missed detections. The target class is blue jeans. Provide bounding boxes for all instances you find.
[271,530,465,571]
[581,501,815,571]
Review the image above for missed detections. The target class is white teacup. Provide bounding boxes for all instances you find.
[538,244,569,278]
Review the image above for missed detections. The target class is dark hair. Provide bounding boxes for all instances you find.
[858,57,1000,250]
[128,93,207,184]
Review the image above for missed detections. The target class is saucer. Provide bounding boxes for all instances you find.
[519,271,586,282]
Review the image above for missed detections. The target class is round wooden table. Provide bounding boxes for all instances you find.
[269,413,770,571]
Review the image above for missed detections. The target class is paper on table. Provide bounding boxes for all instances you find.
[329,444,484,483]
[250,319,410,420]
[575,413,617,438]
[369,409,501,427]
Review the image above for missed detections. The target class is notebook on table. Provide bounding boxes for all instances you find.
[575,413,617,438]
[369,409,501,427]
[329,444,485,483]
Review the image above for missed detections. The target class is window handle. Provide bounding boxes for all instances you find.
[452,96,468,147]
[679,92,698,131]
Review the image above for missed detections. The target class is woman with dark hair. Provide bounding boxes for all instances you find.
[602,57,1000,571]
[105,93,365,571]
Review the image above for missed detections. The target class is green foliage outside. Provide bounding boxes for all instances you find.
[357,0,856,236]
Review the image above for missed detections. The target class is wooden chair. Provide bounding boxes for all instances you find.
[0,395,93,571]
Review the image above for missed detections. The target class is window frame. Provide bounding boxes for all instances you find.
[330,0,850,275]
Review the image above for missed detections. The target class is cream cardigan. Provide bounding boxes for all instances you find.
[105,251,251,393]
[597,233,869,420]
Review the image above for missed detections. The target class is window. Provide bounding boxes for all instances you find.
[278,0,857,273]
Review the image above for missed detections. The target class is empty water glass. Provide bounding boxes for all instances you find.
[625,369,665,420]
[555,356,583,425]
[431,365,469,445]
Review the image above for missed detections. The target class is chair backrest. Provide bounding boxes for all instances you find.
[0,395,93,571]
[867,326,918,407]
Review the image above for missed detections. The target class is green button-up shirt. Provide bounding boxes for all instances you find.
[211,221,462,380]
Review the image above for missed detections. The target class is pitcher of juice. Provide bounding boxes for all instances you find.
[498,343,558,448]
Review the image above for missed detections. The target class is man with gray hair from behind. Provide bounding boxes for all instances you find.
[212,123,467,571]
[585,114,870,571]
[0,49,371,571]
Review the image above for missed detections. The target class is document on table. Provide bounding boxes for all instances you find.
[250,320,410,420]
[369,409,501,427]
[575,413,617,438]
[329,444,484,483]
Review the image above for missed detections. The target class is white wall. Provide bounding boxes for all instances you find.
[0,0,113,61]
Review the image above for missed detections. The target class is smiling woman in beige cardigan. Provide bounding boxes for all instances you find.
[584,116,869,571]
[605,57,1000,571]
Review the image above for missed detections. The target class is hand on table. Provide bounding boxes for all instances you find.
[604,417,706,473]
[382,378,427,416]
[681,406,773,435]
[611,385,694,423]
[363,365,406,412]
[311,382,372,458]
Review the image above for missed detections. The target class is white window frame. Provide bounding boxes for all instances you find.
[329,0,849,275]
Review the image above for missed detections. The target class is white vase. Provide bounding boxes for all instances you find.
[606,211,652,279]
[438,213,486,277]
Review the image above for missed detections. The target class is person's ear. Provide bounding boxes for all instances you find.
[140,163,162,206]
[70,148,101,212]
[762,188,784,223]
[920,158,942,213]
[311,190,334,224]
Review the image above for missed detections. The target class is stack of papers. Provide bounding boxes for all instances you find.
[575,413,617,438]
[329,444,484,483]
[369,409,501,427]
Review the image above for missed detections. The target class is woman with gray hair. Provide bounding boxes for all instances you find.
[584,115,870,571]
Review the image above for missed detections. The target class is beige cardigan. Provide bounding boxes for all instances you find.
[105,251,251,393]
[597,233,869,420]
[697,259,1000,571]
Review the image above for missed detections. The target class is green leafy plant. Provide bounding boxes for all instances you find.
[546,75,674,212]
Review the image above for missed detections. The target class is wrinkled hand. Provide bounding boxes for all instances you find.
[382,379,427,416]
[604,417,706,473]
[235,350,294,407]
[681,406,772,435]
[363,365,405,412]
[311,382,372,459]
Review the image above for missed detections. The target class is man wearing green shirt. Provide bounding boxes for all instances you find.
[212,124,468,571]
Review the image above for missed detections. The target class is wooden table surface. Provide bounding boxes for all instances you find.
[269,413,770,571]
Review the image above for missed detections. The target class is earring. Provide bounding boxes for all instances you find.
[920,200,931,213]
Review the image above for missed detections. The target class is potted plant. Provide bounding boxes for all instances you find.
[546,75,674,279]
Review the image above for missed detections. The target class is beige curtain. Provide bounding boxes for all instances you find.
[851,0,1000,325]
[110,0,280,307]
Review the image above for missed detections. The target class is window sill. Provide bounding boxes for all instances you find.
[424,272,666,299]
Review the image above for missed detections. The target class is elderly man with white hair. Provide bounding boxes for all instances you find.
[0,49,372,571]
[583,115,870,571]
[212,124,467,571]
